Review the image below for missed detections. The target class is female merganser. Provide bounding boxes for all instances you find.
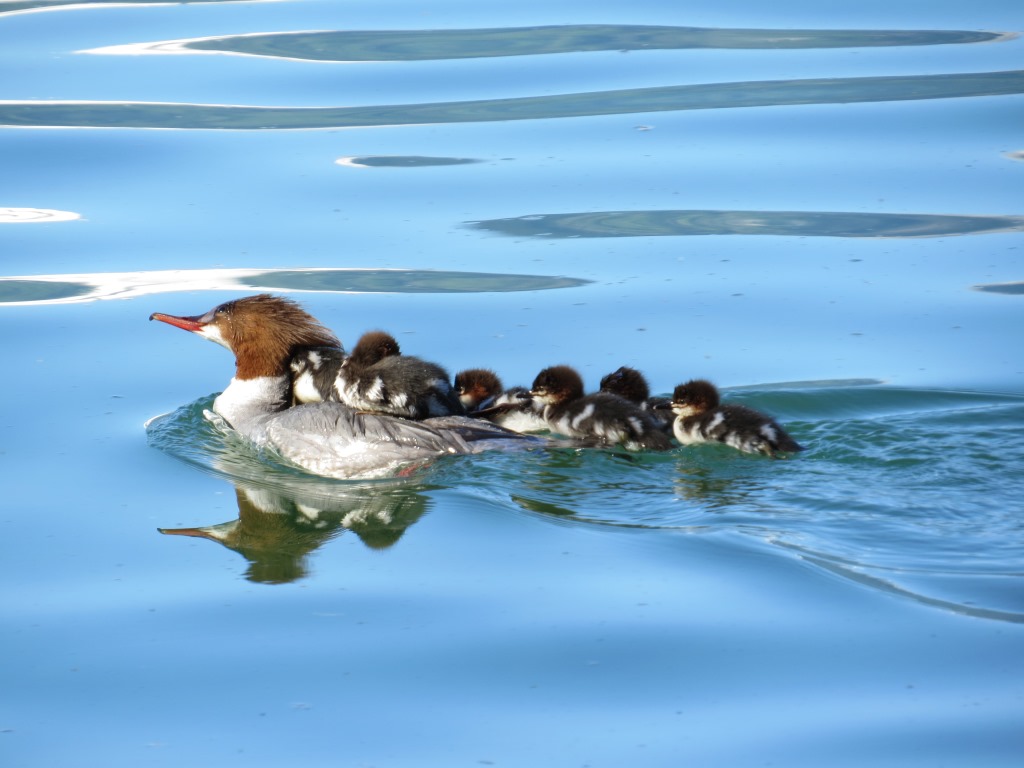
[290,329,463,419]
[454,368,548,433]
[528,365,673,451]
[599,365,673,431]
[149,294,540,479]
[658,379,804,457]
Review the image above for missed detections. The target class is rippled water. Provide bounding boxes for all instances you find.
[3,1,1023,766]
[147,384,1024,618]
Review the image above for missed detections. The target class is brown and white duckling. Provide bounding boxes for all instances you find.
[599,365,673,431]
[292,329,464,420]
[658,379,803,457]
[529,365,672,451]
[453,368,547,433]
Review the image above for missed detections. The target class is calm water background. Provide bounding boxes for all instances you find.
[2,1,1023,765]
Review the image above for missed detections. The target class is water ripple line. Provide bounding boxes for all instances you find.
[3,70,1022,130]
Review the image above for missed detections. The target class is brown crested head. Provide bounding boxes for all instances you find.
[530,365,584,404]
[453,368,503,408]
[671,379,720,413]
[151,294,340,378]
[347,330,401,368]
[599,366,651,403]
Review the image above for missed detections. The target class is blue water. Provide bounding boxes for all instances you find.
[2,1,1024,766]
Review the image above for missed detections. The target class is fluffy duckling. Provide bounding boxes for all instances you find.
[599,365,673,431]
[659,379,803,457]
[529,365,672,451]
[454,368,547,433]
[454,367,504,412]
[291,330,463,419]
[333,330,465,419]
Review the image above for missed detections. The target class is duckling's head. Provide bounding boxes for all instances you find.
[530,365,584,406]
[348,330,401,368]
[599,365,651,403]
[670,379,720,418]
[454,368,504,409]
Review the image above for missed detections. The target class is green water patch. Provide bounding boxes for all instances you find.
[974,281,1024,295]
[246,269,589,293]
[182,25,1008,62]
[469,210,1024,239]
[0,279,93,303]
[147,386,1024,618]
[4,70,1023,129]
[339,156,481,168]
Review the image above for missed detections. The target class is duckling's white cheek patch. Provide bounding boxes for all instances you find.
[198,324,230,350]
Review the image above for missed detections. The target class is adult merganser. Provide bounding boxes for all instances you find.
[289,329,463,419]
[454,368,548,433]
[599,365,673,431]
[657,379,804,457]
[149,294,540,479]
[528,365,673,451]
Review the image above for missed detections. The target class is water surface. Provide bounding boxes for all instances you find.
[2,1,1023,766]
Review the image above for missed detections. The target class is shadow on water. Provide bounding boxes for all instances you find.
[147,386,1024,622]
[91,24,1011,61]
[469,210,1024,239]
[4,70,1024,129]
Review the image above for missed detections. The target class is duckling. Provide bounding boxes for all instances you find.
[454,367,547,433]
[332,330,465,419]
[659,379,803,457]
[529,365,672,451]
[454,367,504,412]
[599,365,673,431]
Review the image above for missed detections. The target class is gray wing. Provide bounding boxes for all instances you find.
[265,405,541,479]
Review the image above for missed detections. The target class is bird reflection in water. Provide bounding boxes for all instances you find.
[159,480,431,583]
